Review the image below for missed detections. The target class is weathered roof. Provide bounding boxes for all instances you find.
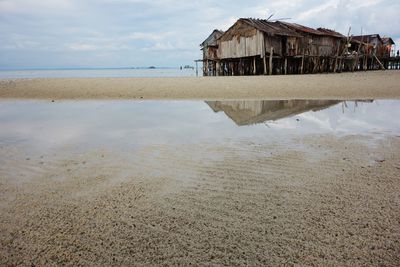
[316,28,346,38]
[279,21,345,38]
[217,18,349,43]
[240,18,302,37]
[225,18,303,38]
[352,34,382,43]
[200,29,224,47]
[382,37,395,45]
[279,21,324,35]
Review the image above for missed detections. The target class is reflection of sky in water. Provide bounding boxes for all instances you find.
[0,100,399,153]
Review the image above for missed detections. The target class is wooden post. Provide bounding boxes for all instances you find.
[334,48,339,73]
[253,57,256,75]
[262,34,267,75]
[371,56,375,70]
[284,57,287,75]
[312,58,318,73]
[300,55,304,74]
[263,56,267,75]
[374,54,385,70]
[269,47,274,75]
[364,56,368,70]
[300,48,306,74]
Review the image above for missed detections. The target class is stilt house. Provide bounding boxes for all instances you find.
[381,37,395,57]
[200,29,224,76]
[200,18,400,75]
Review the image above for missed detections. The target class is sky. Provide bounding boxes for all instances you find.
[0,0,399,69]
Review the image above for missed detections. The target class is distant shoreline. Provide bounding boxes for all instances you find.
[1,70,400,100]
[0,66,180,71]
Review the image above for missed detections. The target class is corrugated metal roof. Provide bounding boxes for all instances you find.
[279,22,345,38]
[216,18,347,45]
[239,18,302,37]
[278,21,324,36]
[200,29,224,47]
[382,37,395,45]
[316,28,346,38]
[352,34,382,43]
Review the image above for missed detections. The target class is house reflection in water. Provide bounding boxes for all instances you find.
[206,100,341,126]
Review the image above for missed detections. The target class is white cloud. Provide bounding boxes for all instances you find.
[128,32,173,41]
[67,43,99,51]
[142,42,175,51]
[297,1,337,22]
[0,0,74,13]
[0,0,399,68]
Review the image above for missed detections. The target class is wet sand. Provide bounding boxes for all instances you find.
[1,70,400,100]
[1,134,400,265]
[1,98,400,265]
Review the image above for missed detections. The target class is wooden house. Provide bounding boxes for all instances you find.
[278,22,345,57]
[199,18,400,75]
[200,29,224,76]
[381,37,395,57]
[202,18,347,76]
[215,18,302,75]
[352,34,384,56]
[276,22,346,73]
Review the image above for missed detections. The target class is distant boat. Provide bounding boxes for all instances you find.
[184,65,194,69]
[148,66,156,69]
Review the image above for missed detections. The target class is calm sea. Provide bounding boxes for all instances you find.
[0,68,200,79]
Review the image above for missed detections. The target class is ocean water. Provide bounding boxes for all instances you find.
[0,67,199,79]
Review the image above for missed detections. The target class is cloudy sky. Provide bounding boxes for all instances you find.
[0,0,399,69]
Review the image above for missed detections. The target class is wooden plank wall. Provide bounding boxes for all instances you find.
[218,30,264,59]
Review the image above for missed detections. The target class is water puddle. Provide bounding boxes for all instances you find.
[0,99,399,184]
[0,99,399,149]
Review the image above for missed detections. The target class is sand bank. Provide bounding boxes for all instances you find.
[1,70,400,100]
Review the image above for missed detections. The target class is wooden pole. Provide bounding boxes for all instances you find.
[374,54,385,70]
[269,47,274,75]
[334,47,339,73]
[300,52,304,74]
[263,56,267,75]
[262,34,267,75]
[371,56,375,70]
[284,57,287,75]
[253,57,256,75]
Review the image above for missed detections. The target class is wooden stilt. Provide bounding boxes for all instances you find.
[371,56,375,70]
[374,54,385,70]
[253,57,256,75]
[263,56,267,75]
[284,58,287,75]
[269,47,273,75]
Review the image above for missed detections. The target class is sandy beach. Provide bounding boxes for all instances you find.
[0,75,400,266]
[1,70,400,100]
